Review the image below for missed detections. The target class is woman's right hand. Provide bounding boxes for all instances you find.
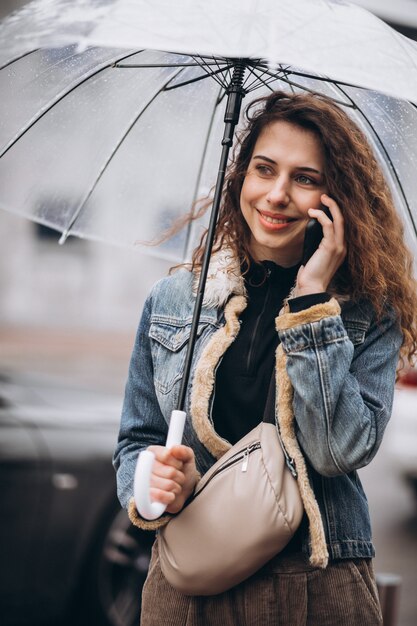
[146,444,199,514]
[295,194,346,297]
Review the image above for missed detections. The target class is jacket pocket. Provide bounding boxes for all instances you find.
[149,320,212,394]
[343,319,369,346]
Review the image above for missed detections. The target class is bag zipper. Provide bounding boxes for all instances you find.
[193,442,261,499]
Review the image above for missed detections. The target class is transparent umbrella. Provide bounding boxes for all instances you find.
[0,0,417,261]
[1,0,417,418]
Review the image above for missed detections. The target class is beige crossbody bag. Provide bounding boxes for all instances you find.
[158,371,304,595]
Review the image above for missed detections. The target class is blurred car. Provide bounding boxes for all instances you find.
[388,366,417,500]
[0,371,154,626]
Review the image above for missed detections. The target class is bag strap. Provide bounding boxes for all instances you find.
[262,367,276,425]
[262,367,298,477]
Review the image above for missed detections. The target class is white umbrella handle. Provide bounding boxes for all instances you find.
[134,410,186,520]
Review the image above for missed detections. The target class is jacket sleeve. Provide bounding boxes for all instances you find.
[276,298,403,477]
[113,292,172,530]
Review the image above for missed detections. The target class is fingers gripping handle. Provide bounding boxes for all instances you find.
[134,450,163,520]
[134,410,186,520]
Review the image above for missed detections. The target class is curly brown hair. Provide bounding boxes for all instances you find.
[184,90,417,363]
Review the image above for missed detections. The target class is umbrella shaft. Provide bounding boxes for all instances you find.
[177,60,247,412]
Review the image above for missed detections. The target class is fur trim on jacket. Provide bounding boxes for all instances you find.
[193,247,246,309]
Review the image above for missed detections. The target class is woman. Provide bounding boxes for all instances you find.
[114,91,417,625]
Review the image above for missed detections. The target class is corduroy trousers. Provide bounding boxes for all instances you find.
[140,539,383,626]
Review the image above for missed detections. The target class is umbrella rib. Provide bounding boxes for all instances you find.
[0,49,148,159]
[164,66,230,92]
[244,61,273,90]
[256,65,297,95]
[257,66,356,108]
[335,86,416,236]
[274,67,367,93]
[215,89,228,108]
[192,56,231,90]
[242,66,264,92]
[115,60,224,68]
[281,75,354,107]
[256,62,357,97]
[226,62,234,90]
[0,47,41,71]
[58,66,185,243]
[244,64,285,92]
[182,83,224,260]
[204,56,233,91]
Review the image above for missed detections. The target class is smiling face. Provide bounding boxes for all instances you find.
[240,120,327,266]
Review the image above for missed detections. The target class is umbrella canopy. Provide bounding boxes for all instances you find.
[0,0,417,263]
[3,0,417,102]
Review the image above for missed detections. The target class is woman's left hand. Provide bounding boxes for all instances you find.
[295,194,346,297]
[146,444,199,515]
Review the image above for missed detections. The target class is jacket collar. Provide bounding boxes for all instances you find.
[194,247,350,309]
[193,248,246,309]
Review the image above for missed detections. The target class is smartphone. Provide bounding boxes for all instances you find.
[301,205,333,266]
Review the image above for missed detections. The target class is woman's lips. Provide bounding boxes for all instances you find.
[256,209,297,231]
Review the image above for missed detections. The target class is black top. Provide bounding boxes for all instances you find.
[212,260,329,445]
[212,261,297,444]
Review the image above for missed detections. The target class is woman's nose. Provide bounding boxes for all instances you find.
[266,177,290,205]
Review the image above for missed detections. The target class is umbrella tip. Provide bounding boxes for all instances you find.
[58,231,68,245]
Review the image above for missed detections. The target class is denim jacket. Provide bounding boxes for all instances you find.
[114,249,402,563]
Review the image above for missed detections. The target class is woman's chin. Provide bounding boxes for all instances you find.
[249,233,302,265]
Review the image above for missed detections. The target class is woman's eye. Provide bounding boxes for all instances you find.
[255,164,273,176]
[296,174,315,185]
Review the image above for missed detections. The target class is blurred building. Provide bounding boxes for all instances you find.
[0,210,171,331]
